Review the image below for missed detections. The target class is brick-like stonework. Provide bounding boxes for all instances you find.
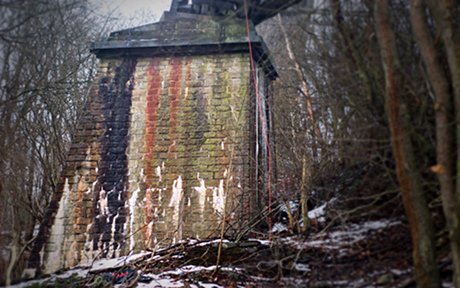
[28,12,275,276]
[127,55,251,251]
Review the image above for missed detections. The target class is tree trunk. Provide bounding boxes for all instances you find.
[374,1,440,287]
[300,155,310,233]
[410,1,460,286]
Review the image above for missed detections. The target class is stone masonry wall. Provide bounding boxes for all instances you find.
[31,53,255,274]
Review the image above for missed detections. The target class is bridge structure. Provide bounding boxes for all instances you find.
[26,0,301,277]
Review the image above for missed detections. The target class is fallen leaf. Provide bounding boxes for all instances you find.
[430,164,445,174]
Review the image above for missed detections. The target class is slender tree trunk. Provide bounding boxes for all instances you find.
[429,0,460,191]
[374,1,440,287]
[277,14,323,161]
[410,1,460,286]
[300,155,309,233]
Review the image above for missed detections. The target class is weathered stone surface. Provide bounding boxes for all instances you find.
[28,9,274,277]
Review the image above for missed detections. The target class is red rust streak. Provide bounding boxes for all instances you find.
[144,58,162,243]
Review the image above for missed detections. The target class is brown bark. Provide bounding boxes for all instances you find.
[426,0,460,285]
[374,1,440,287]
[410,0,460,286]
[300,155,309,233]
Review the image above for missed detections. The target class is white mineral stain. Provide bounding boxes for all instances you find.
[169,176,183,208]
[98,189,108,216]
[193,173,207,211]
[155,166,162,182]
[147,221,154,246]
[184,86,189,99]
[129,188,140,253]
[91,180,98,195]
[169,176,184,242]
[108,211,120,257]
[43,178,71,274]
[212,180,225,215]
[140,168,145,182]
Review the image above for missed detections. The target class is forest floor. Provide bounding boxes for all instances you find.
[9,220,434,288]
[10,164,455,288]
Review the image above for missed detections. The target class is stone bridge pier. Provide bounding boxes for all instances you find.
[27,0,301,276]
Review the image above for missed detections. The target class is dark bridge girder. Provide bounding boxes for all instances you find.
[170,0,302,24]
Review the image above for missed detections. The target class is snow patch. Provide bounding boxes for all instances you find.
[271,222,288,233]
[88,252,150,272]
[293,263,311,272]
[195,239,231,247]
[280,201,299,213]
[308,197,337,222]
[248,238,271,246]
[283,219,402,253]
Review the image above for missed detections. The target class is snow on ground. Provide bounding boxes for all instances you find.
[271,222,288,233]
[8,220,409,288]
[89,252,151,272]
[127,269,230,288]
[8,268,89,288]
[195,239,231,247]
[9,252,152,288]
[11,263,236,288]
[279,200,299,213]
[159,265,241,276]
[284,218,402,253]
[293,263,311,272]
[136,265,242,287]
[308,197,337,222]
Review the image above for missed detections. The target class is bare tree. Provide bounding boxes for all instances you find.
[411,0,460,285]
[0,0,104,284]
[374,1,439,286]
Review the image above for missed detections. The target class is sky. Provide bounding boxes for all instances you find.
[92,0,173,28]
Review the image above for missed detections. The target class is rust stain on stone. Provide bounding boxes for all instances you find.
[144,58,162,243]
